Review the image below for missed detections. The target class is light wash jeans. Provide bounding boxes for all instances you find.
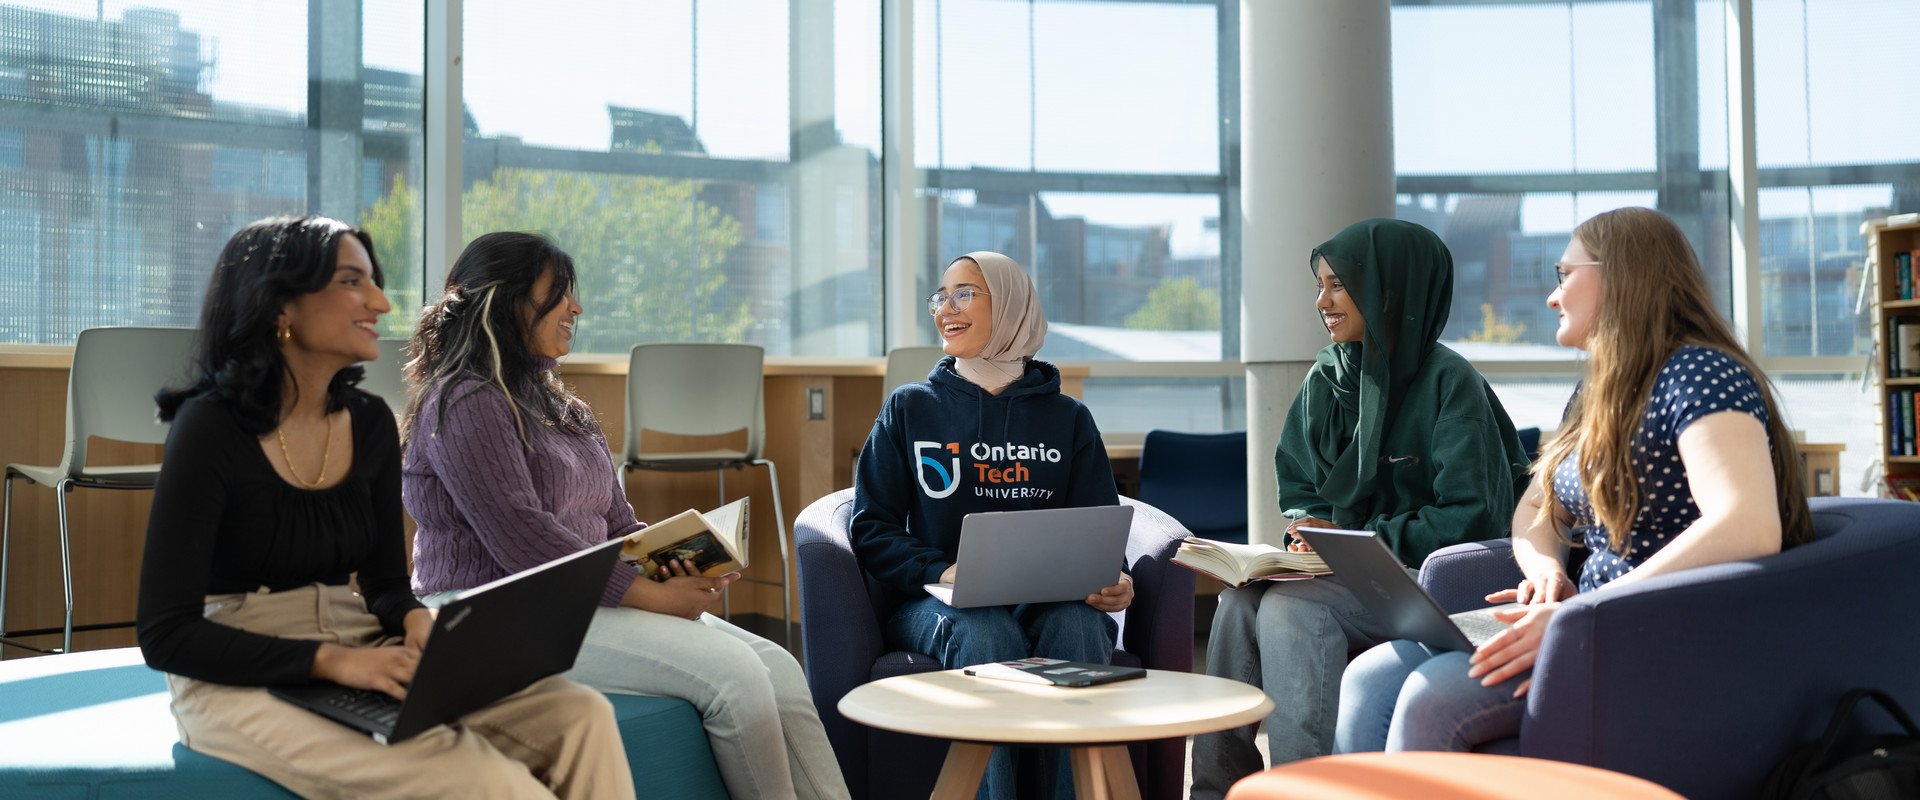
[421,593,849,800]
[1335,639,1527,753]
[1189,575,1396,800]
[885,596,1118,800]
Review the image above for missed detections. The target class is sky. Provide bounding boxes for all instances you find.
[9,0,1919,249]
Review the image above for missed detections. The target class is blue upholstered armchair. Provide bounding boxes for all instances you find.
[795,488,1195,800]
[1416,496,1920,800]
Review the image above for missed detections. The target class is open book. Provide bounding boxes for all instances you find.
[620,498,750,579]
[1173,536,1331,588]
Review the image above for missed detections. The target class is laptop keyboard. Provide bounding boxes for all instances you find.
[1450,604,1520,647]
[325,688,403,729]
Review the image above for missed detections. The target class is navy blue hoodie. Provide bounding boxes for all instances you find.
[850,356,1120,597]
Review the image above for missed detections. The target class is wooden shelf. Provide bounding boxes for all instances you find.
[1870,220,1920,482]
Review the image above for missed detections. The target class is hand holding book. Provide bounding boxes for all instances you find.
[1172,536,1331,588]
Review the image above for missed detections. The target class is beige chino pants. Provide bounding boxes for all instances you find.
[164,583,635,800]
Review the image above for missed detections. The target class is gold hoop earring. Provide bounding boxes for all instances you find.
[277,324,291,345]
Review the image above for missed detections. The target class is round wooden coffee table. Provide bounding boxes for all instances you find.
[838,668,1272,800]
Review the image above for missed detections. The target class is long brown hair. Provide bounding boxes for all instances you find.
[1534,207,1811,554]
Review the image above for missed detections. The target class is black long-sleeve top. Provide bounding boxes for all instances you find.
[136,391,423,686]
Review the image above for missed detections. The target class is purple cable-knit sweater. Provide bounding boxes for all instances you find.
[405,372,644,607]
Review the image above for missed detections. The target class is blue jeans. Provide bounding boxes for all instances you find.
[1189,575,1396,800]
[1335,639,1528,753]
[885,597,1118,800]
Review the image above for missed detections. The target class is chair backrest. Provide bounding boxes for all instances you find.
[1516,427,1542,463]
[358,338,412,411]
[1136,429,1249,540]
[64,326,198,474]
[622,343,767,461]
[882,346,946,399]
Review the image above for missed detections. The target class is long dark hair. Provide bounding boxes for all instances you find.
[156,216,382,434]
[401,231,593,449]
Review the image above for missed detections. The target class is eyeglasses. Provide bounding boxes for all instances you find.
[927,289,990,316]
[1552,261,1602,286]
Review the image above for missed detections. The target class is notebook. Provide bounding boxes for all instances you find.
[269,537,623,744]
[1294,527,1523,652]
[922,505,1134,609]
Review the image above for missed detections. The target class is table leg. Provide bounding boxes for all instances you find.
[1070,747,1109,800]
[1096,745,1141,800]
[930,742,994,800]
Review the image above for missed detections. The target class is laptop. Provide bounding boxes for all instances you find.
[269,537,623,744]
[1294,527,1523,652]
[922,505,1134,608]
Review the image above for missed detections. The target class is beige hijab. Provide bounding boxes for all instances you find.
[950,251,1047,392]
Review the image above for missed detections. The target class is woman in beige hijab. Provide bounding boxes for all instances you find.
[849,252,1129,799]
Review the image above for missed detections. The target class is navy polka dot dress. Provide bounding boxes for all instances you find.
[1552,346,1769,592]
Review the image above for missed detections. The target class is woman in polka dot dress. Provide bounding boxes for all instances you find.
[1332,206,1813,753]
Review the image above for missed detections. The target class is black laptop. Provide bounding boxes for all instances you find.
[1295,527,1523,652]
[269,538,622,744]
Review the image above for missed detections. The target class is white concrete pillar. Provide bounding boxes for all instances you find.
[1241,0,1395,545]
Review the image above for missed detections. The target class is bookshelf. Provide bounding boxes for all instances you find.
[1868,215,1920,499]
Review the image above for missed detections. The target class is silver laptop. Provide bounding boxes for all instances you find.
[923,505,1134,608]
[1295,527,1522,652]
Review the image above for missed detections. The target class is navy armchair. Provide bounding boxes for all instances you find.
[1137,429,1249,544]
[1416,496,1920,800]
[795,488,1195,800]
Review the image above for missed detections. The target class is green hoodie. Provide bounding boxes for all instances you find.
[1276,218,1532,566]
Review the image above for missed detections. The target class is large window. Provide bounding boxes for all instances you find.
[910,0,1228,363]
[455,0,882,357]
[0,0,425,342]
[1391,0,1733,362]
[1752,0,1920,490]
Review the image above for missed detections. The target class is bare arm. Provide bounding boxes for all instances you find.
[1498,479,1574,604]
[1599,410,1782,591]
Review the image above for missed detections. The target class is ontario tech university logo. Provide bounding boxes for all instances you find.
[915,441,961,499]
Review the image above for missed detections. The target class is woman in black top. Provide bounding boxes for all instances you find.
[136,216,633,800]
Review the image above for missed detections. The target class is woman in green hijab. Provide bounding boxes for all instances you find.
[1191,218,1531,798]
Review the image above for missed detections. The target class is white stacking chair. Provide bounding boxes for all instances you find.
[2,326,197,654]
[881,345,947,401]
[617,343,790,646]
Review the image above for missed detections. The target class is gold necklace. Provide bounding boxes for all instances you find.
[276,411,334,488]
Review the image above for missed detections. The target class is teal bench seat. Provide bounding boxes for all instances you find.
[0,648,727,798]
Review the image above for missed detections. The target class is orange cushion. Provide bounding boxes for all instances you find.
[1226,753,1684,800]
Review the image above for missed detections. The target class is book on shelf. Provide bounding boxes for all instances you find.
[1172,536,1332,588]
[619,498,750,580]
[1896,391,1912,458]
[1892,319,1920,377]
[1902,252,1915,301]
[1887,473,1920,502]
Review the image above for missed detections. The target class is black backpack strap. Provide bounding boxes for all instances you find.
[1802,688,1920,770]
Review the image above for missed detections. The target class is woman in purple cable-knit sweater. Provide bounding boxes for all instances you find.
[402,232,849,800]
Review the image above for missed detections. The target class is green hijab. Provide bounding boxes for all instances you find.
[1296,218,1454,527]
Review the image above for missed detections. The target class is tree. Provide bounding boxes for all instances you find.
[362,174,421,338]
[361,167,751,351]
[1124,277,1220,331]
[1461,302,1527,344]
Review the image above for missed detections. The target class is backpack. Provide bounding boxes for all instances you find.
[1763,688,1920,800]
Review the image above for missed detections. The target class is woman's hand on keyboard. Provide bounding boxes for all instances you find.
[402,607,436,653]
[310,643,421,700]
[1464,602,1559,698]
[1486,571,1573,606]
